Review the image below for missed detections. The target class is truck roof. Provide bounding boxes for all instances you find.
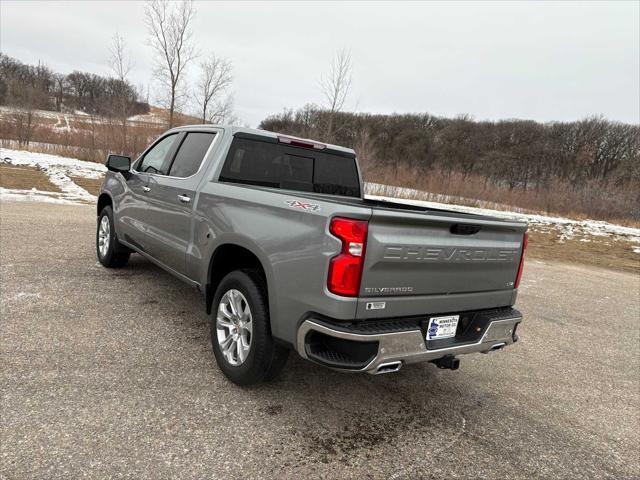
[167,124,356,156]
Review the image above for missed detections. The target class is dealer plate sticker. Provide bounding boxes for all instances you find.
[426,315,459,341]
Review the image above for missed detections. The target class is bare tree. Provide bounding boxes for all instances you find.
[195,54,233,124]
[53,73,66,112]
[144,0,197,128]
[210,94,236,124]
[110,33,133,84]
[10,84,45,147]
[320,49,352,140]
[109,33,134,152]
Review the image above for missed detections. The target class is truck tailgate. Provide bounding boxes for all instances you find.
[356,208,527,319]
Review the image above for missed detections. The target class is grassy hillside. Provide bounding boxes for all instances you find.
[0,105,201,163]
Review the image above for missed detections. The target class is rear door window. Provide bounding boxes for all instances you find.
[168,132,216,178]
[219,137,360,197]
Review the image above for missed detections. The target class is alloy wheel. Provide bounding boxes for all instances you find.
[216,289,253,366]
[98,215,110,258]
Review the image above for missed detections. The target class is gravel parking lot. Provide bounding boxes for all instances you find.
[1,201,639,479]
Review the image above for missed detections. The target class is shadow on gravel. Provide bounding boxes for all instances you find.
[109,255,484,467]
[87,253,635,478]
[107,254,618,479]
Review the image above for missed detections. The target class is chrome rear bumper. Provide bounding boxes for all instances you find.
[296,311,522,374]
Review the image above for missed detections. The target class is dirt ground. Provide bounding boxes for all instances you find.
[527,226,639,274]
[0,164,61,192]
[69,175,103,196]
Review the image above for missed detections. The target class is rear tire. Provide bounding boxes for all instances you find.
[210,269,289,385]
[96,206,130,268]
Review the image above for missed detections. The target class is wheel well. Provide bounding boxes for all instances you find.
[97,193,112,216]
[206,244,267,314]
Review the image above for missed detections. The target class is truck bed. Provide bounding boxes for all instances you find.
[271,187,527,319]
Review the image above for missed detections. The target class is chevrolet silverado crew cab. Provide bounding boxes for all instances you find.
[97,125,528,385]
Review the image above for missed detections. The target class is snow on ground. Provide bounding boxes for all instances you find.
[0,187,91,206]
[51,114,73,134]
[127,112,166,124]
[365,183,640,245]
[1,149,638,250]
[0,139,88,155]
[0,147,105,203]
[366,193,640,245]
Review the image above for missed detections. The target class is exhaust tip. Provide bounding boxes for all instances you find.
[375,361,402,374]
[489,343,506,352]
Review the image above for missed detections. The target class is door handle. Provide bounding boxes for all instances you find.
[142,186,151,192]
[177,194,191,203]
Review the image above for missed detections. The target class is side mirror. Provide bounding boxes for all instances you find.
[106,154,131,177]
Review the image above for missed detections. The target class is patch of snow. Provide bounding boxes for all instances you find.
[0,187,90,205]
[1,148,106,203]
[51,114,74,133]
[128,112,166,124]
[633,247,640,254]
[0,139,89,156]
[365,191,640,244]
[0,148,105,176]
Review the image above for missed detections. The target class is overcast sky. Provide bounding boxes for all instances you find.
[1,0,638,126]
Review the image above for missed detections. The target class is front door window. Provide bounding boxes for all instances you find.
[136,134,179,175]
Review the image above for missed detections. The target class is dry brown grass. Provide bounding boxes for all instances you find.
[0,108,170,164]
[70,175,104,196]
[527,226,639,273]
[366,166,639,226]
[0,106,202,164]
[0,164,61,192]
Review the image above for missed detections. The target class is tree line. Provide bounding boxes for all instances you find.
[260,107,639,191]
[0,53,149,117]
[260,107,639,220]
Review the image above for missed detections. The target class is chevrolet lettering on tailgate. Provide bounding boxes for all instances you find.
[383,246,517,262]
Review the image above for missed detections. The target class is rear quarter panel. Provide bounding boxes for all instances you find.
[193,182,371,346]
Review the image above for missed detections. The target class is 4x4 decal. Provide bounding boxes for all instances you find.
[284,200,320,212]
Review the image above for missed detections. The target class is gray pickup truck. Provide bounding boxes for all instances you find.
[97,125,528,385]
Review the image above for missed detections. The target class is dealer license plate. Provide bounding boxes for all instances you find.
[426,315,459,341]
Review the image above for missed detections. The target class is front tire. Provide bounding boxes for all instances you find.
[96,206,130,268]
[210,269,289,385]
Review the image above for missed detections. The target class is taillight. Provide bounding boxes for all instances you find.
[328,217,368,297]
[514,232,528,289]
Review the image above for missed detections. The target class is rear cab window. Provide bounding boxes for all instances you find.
[219,135,360,197]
